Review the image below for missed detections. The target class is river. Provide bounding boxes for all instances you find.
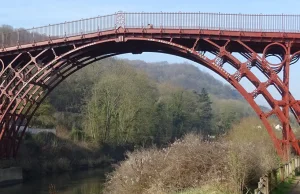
[0,168,108,194]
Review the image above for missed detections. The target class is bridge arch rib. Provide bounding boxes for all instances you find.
[0,36,299,159]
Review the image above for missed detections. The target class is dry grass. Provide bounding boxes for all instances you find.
[104,133,228,194]
[104,117,280,194]
[176,184,231,194]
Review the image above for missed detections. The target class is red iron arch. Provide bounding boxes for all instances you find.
[0,36,299,160]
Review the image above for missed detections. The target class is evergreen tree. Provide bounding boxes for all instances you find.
[197,88,213,136]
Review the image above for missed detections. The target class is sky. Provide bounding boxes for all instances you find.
[1,0,300,106]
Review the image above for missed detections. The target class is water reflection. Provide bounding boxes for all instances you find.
[0,168,108,194]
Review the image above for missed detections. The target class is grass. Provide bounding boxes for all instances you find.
[271,177,296,194]
[175,185,230,194]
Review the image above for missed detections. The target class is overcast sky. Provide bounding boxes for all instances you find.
[1,0,300,106]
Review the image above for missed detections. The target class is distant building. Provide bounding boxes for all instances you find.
[274,124,283,131]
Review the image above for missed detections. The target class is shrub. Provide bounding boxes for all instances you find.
[56,157,71,172]
[105,117,280,194]
[226,117,279,193]
[104,133,228,194]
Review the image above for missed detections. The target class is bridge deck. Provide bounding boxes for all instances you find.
[2,28,300,58]
[2,12,300,57]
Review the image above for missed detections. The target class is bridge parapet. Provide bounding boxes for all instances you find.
[2,12,300,49]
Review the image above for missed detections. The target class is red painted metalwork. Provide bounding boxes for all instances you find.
[0,12,300,160]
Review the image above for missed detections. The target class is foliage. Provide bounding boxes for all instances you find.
[130,59,242,100]
[211,98,254,134]
[78,61,217,147]
[226,117,279,193]
[104,133,228,194]
[45,57,252,142]
[195,88,213,136]
[104,117,280,194]
[30,98,56,128]
[83,63,157,145]
[10,57,254,180]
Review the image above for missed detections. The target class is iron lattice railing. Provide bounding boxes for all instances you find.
[2,12,300,48]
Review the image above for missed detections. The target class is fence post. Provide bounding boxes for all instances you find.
[266,174,270,194]
[284,164,287,179]
[259,177,265,193]
[289,161,292,177]
[296,157,298,174]
[298,157,300,174]
[280,165,284,182]
[292,158,296,176]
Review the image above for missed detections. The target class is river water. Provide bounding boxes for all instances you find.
[0,168,108,194]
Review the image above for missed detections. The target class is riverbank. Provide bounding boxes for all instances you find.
[0,168,109,194]
[0,132,121,181]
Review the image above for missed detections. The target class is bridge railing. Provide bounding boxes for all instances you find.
[254,156,300,194]
[2,12,300,48]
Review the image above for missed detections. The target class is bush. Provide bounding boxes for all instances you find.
[55,157,71,172]
[105,117,280,194]
[104,133,228,194]
[226,117,279,193]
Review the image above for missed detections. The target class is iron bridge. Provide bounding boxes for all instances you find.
[1,12,300,160]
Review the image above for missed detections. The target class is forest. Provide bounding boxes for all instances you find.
[30,57,255,147]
